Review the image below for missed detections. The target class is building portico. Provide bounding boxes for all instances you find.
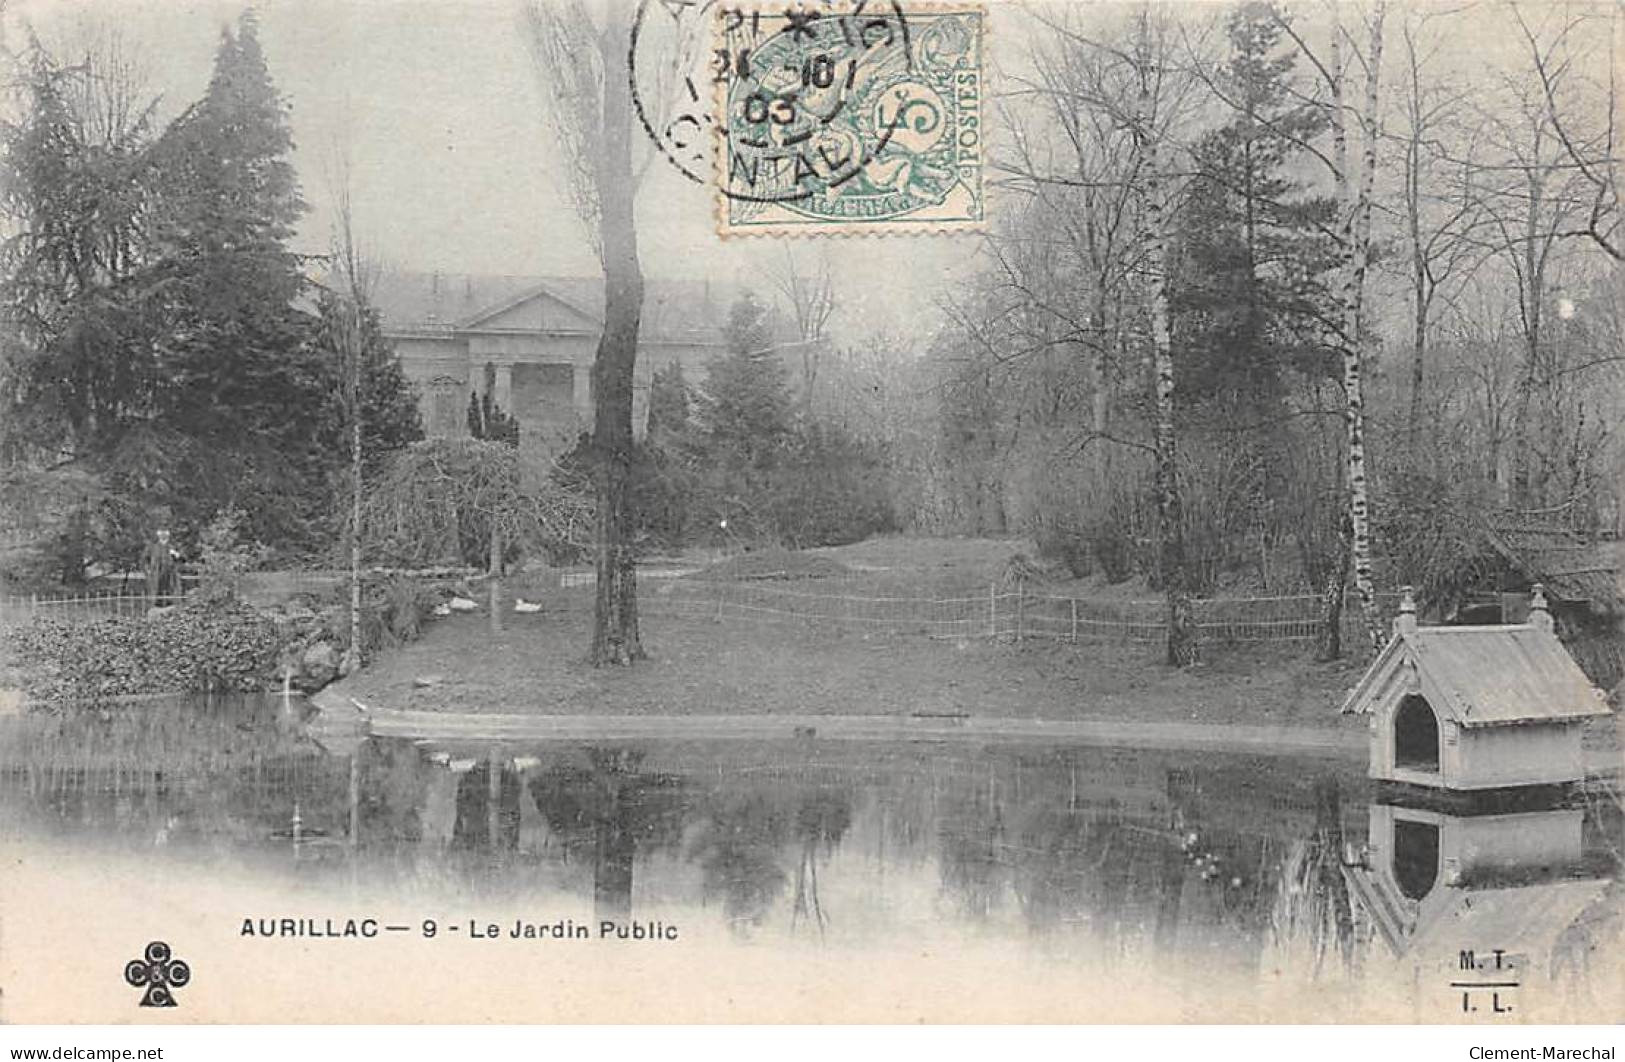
[374,272,725,456]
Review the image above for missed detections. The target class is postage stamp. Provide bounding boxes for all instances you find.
[711,3,986,236]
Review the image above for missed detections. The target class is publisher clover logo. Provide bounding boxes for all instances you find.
[124,940,191,1007]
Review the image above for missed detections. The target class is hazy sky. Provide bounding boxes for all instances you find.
[10,0,1609,347]
[8,0,984,341]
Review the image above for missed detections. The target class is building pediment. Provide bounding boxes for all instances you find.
[457,285,602,334]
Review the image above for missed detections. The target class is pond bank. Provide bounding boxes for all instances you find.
[310,697,1369,756]
[318,602,1623,763]
[323,604,1373,726]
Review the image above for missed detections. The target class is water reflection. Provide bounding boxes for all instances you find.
[0,699,1617,1018]
[525,749,687,920]
[1341,793,1621,1017]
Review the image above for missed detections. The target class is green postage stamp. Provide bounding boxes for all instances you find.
[712,3,985,236]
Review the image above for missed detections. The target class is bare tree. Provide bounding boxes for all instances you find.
[768,247,835,410]
[1510,1,1620,263]
[330,184,370,673]
[1390,8,1485,448]
[522,0,660,665]
[996,10,1147,490]
[1131,10,1198,667]
[971,2,1201,664]
[1250,0,1387,657]
[1336,0,1386,656]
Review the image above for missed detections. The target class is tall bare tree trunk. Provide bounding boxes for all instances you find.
[1088,285,1111,488]
[1134,15,1196,668]
[488,517,504,635]
[1345,3,1386,655]
[1406,126,1427,448]
[1321,2,1386,658]
[343,299,364,676]
[589,4,646,666]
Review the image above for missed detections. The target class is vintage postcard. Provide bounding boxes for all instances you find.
[0,0,1621,1030]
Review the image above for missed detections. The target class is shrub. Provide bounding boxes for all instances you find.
[358,574,436,655]
[5,599,282,707]
[192,506,269,604]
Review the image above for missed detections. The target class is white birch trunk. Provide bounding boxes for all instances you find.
[1134,13,1197,667]
[1339,2,1386,655]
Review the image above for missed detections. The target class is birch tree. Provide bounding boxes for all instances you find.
[1257,0,1386,657]
[1335,0,1385,656]
[1131,11,1198,667]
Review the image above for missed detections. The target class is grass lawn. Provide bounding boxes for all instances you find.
[320,534,1619,755]
[329,601,1373,728]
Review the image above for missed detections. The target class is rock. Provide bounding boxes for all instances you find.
[300,641,339,689]
[431,603,452,617]
[513,598,542,613]
[282,603,316,622]
[413,674,444,689]
[146,605,175,619]
[447,596,478,613]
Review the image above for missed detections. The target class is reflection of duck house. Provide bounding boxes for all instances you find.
[1344,801,1610,964]
[1341,586,1611,790]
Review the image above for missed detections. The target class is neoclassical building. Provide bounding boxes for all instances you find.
[372,272,728,454]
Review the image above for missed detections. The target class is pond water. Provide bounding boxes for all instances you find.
[1,696,1619,1022]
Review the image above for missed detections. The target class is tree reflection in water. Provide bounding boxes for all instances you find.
[790,787,853,938]
[1264,778,1360,982]
[6,706,1620,1016]
[688,790,791,933]
[937,763,1008,921]
[525,748,687,920]
[451,760,523,851]
[356,739,432,845]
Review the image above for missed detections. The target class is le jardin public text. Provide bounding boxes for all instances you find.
[239,917,680,942]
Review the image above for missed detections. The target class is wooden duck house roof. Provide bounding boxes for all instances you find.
[1340,600,1611,727]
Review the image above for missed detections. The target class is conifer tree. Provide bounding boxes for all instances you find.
[313,291,422,474]
[143,11,330,550]
[466,389,519,447]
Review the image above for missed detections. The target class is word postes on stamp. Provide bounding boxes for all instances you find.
[712,3,984,236]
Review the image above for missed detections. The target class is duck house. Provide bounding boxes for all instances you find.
[1341,586,1611,790]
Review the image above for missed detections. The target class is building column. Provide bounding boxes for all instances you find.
[492,362,514,413]
[571,364,592,422]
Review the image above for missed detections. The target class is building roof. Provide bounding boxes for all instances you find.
[1341,623,1612,727]
[368,271,731,343]
[1483,523,1622,608]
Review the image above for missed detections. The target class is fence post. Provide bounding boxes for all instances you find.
[1070,598,1078,644]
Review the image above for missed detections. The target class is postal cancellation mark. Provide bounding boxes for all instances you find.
[710,3,986,236]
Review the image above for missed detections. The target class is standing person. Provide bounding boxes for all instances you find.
[145,529,182,606]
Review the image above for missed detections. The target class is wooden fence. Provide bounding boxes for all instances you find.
[573,578,1403,646]
[0,574,1401,648]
